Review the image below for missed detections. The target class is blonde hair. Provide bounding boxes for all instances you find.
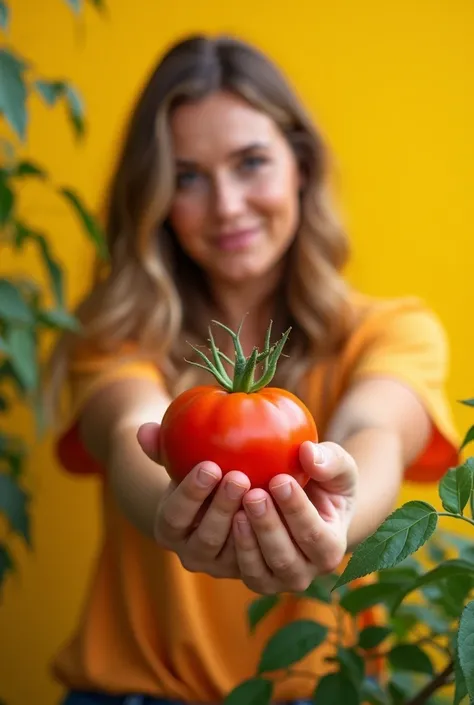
[48,33,355,412]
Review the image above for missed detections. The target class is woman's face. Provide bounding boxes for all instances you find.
[168,90,301,287]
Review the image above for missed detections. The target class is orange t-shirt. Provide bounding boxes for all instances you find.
[51,294,460,701]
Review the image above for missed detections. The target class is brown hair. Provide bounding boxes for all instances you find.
[48,33,355,411]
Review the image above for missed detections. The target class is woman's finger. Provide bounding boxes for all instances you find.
[233,511,279,594]
[137,422,162,463]
[299,441,358,495]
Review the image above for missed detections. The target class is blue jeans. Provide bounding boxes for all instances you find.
[61,691,313,705]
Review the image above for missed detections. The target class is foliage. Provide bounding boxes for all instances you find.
[0,0,106,602]
[226,399,474,705]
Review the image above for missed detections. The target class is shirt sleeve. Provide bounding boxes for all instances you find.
[350,298,460,482]
[55,341,164,477]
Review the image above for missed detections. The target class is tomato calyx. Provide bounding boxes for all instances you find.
[186,319,292,394]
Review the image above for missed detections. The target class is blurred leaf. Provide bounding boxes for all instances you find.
[34,79,63,106]
[59,187,107,257]
[359,625,392,650]
[335,502,438,588]
[257,619,327,673]
[0,360,25,394]
[12,161,46,179]
[223,677,273,705]
[0,49,27,139]
[453,633,469,705]
[37,307,80,332]
[0,473,30,544]
[378,565,420,585]
[460,427,474,451]
[298,576,333,603]
[426,538,447,564]
[248,594,279,632]
[361,678,390,705]
[0,279,34,324]
[14,223,64,307]
[390,560,474,614]
[460,398,474,408]
[64,84,85,137]
[337,647,364,689]
[0,335,8,354]
[393,604,450,635]
[458,600,474,701]
[313,672,359,705]
[5,326,37,391]
[0,393,8,411]
[65,0,83,12]
[388,680,407,705]
[439,463,473,515]
[0,1,9,30]
[388,644,433,675]
[340,582,404,616]
[0,176,14,225]
[0,544,13,587]
[88,0,106,7]
[444,574,474,610]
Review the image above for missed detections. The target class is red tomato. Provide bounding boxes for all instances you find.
[159,384,317,489]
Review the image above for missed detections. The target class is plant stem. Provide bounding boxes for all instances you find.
[404,661,453,705]
[438,512,474,528]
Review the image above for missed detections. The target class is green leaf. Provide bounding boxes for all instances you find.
[458,600,474,701]
[34,79,63,106]
[361,678,390,705]
[335,502,438,588]
[0,176,14,225]
[313,672,359,705]
[388,644,433,675]
[337,647,365,689]
[5,326,37,391]
[257,619,328,673]
[0,279,34,324]
[0,49,27,139]
[378,565,420,585]
[13,161,46,179]
[298,576,333,603]
[248,594,279,632]
[13,224,64,307]
[339,582,404,616]
[359,625,392,650]
[0,473,30,544]
[393,604,449,635]
[453,633,469,705]
[390,559,474,614]
[65,0,83,12]
[64,84,85,137]
[439,463,474,515]
[460,426,474,451]
[388,680,407,705]
[0,1,9,30]
[0,544,13,587]
[426,538,447,564]
[460,398,474,408]
[37,307,80,332]
[59,187,108,258]
[223,677,273,705]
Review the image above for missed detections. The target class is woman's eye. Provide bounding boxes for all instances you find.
[176,171,200,189]
[240,155,268,172]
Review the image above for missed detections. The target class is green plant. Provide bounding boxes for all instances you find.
[0,0,106,630]
[225,398,474,705]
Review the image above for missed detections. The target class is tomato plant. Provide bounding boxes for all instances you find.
[159,319,318,489]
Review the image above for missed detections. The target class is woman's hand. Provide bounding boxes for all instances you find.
[232,440,359,595]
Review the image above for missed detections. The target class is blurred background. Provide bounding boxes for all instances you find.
[1,1,473,703]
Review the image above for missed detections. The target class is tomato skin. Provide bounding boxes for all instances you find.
[159,385,318,490]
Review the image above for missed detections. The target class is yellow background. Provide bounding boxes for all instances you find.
[1,1,474,703]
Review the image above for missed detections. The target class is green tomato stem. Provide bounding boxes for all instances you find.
[186,317,291,393]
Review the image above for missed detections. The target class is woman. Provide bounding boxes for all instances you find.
[49,32,459,705]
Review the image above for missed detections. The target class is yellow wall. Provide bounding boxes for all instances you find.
[1,1,474,703]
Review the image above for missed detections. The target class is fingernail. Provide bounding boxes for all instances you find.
[272,481,292,500]
[247,498,266,516]
[226,481,246,500]
[237,518,252,536]
[197,467,218,487]
[313,445,326,464]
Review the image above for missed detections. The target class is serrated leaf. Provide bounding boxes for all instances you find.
[337,647,364,688]
[59,187,108,258]
[38,307,80,332]
[388,644,433,675]
[453,632,469,705]
[339,582,403,615]
[248,594,279,632]
[313,672,359,705]
[64,84,85,137]
[0,473,30,544]
[34,79,63,106]
[458,600,474,701]
[0,177,13,225]
[335,502,438,588]
[257,619,327,673]
[390,559,474,614]
[223,676,273,705]
[5,326,37,391]
[0,49,27,139]
[0,279,34,324]
[65,0,83,12]
[0,1,9,30]
[439,463,473,515]
[359,625,392,650]
[13,161,46,179]
[0,544,13,587]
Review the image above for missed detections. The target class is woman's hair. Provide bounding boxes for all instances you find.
[47,33,355,412]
